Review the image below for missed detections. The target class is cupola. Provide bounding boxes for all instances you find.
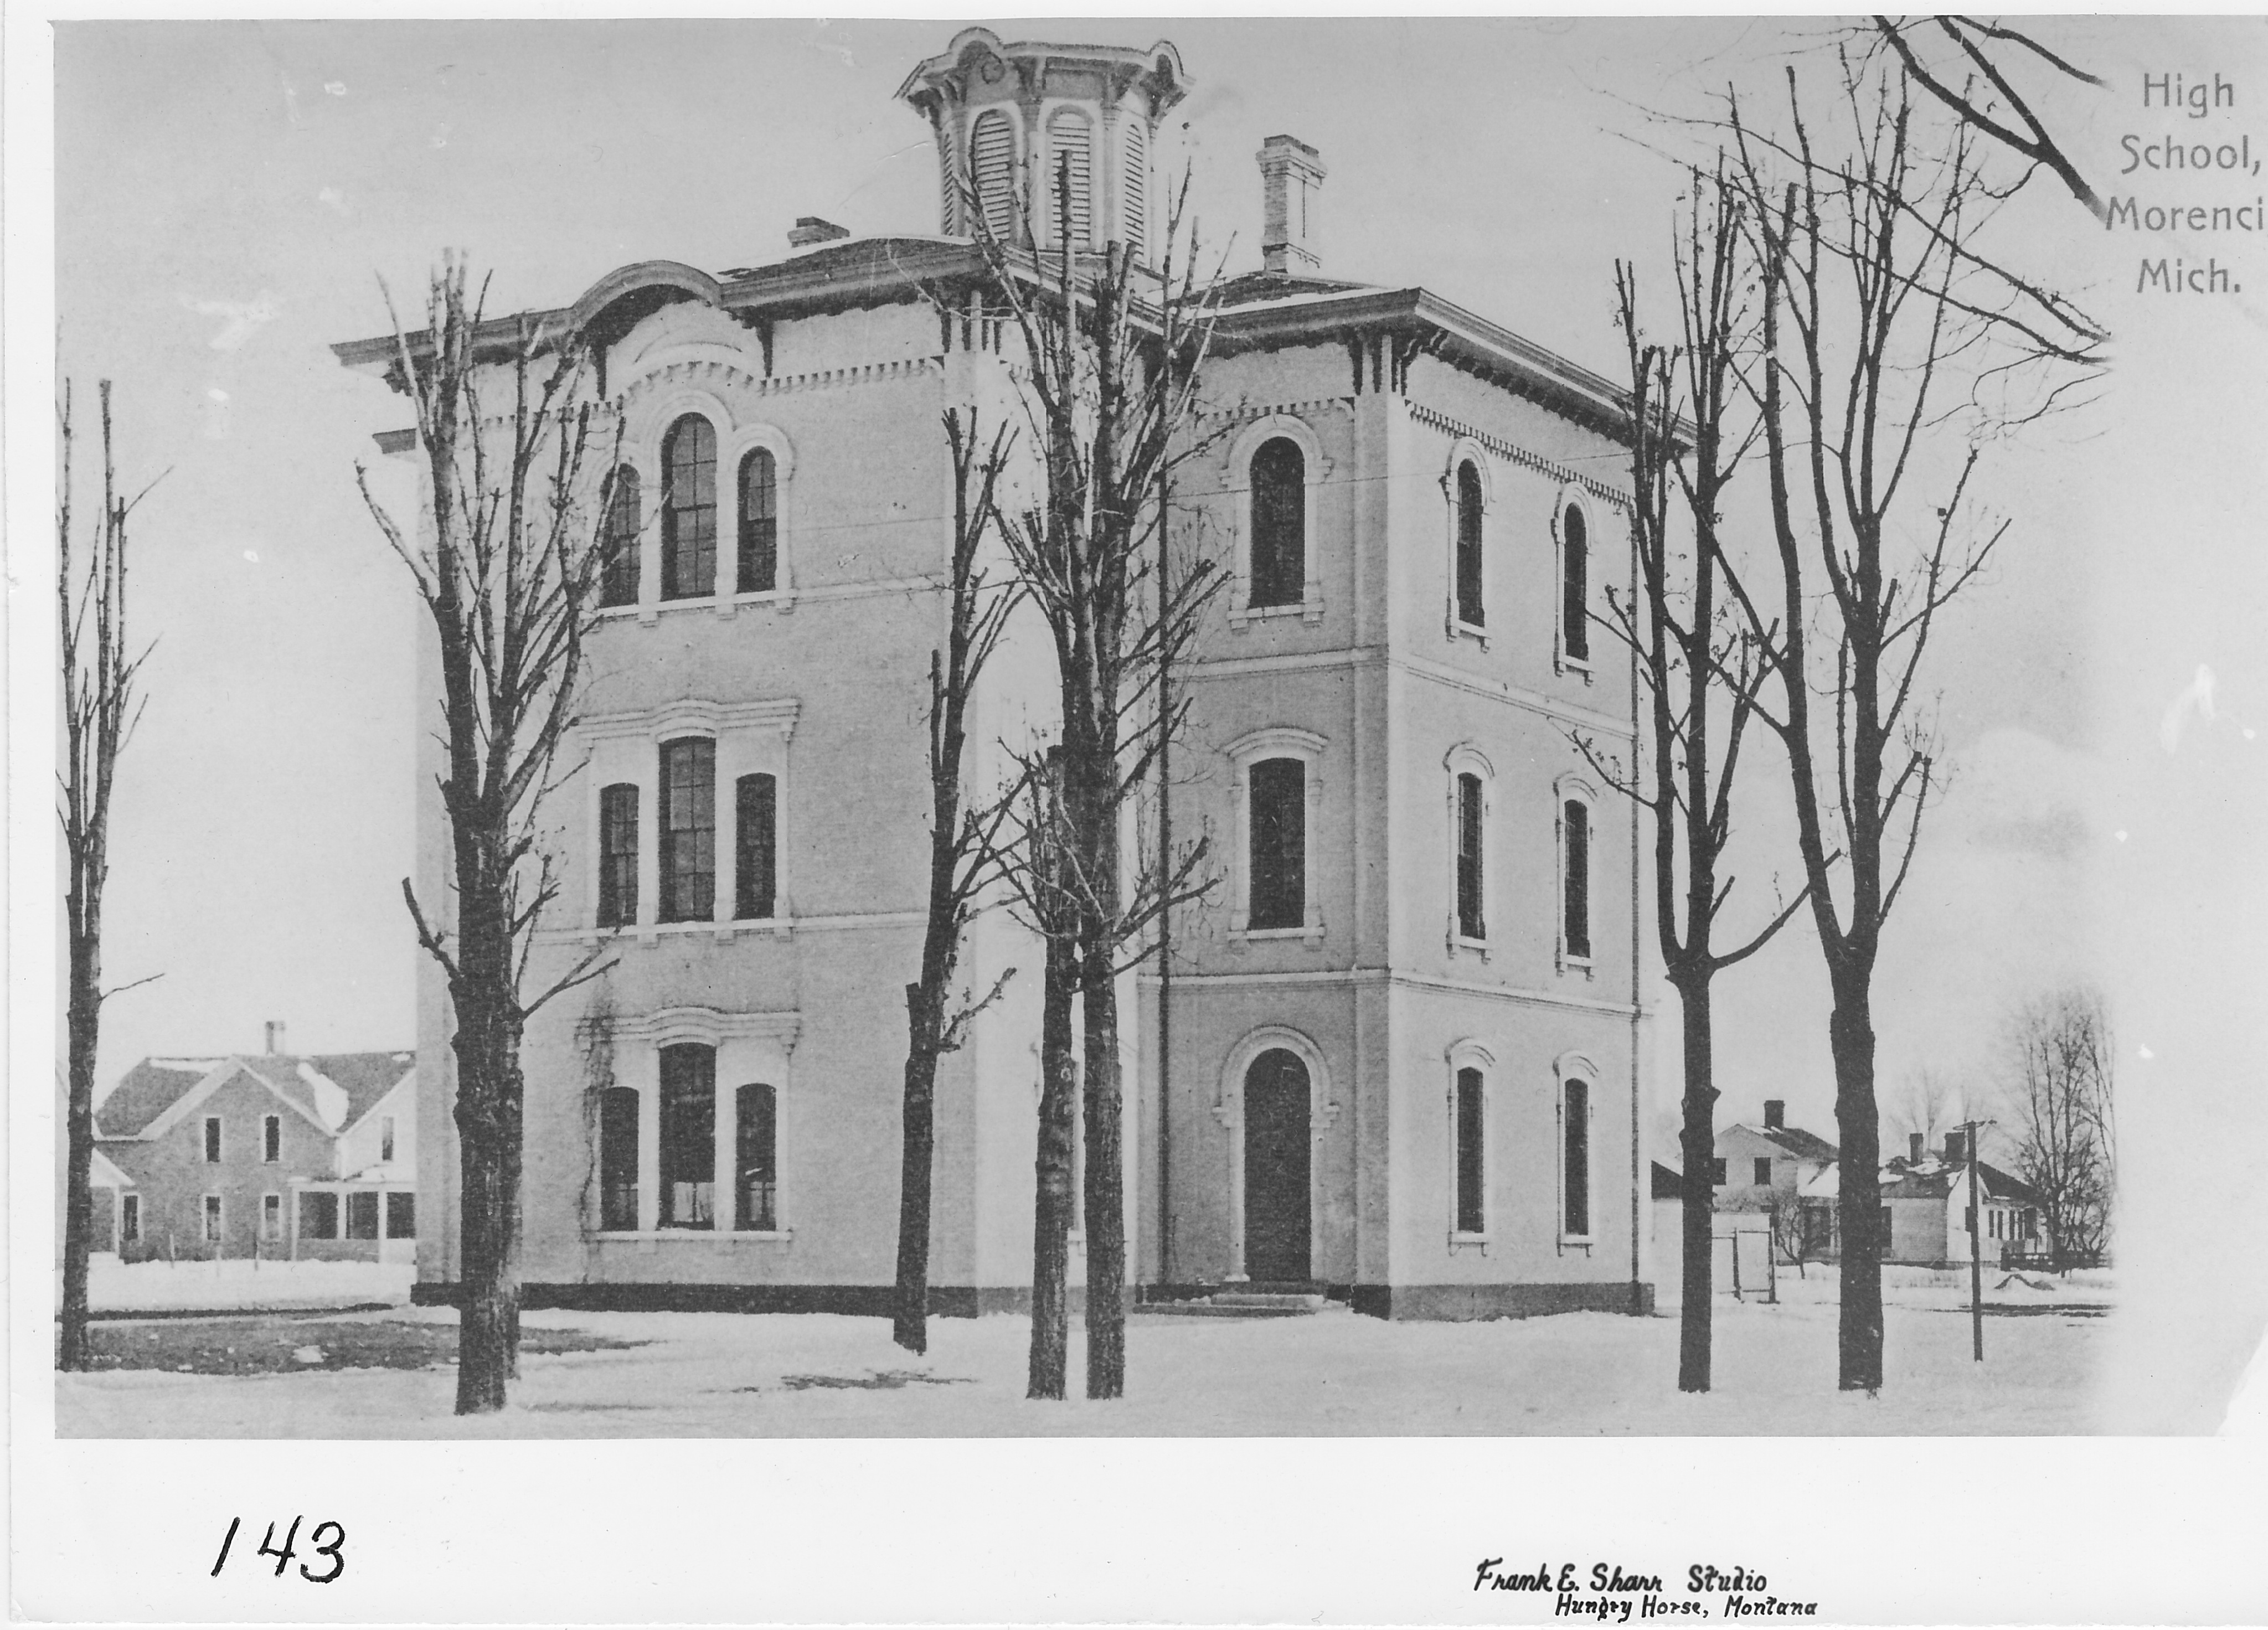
[896,28,1189,262]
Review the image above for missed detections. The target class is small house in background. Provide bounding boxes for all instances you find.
[1713,1100,1839,1213]
[94,1025,416,1263]
[1878,1129,2045,1268]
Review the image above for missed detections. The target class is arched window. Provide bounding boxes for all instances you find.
[658,1044,715,1229]
[661,415,717,600]
[1562,796,1592,962]
[737,447,777,594]
[1562,1076,1592,1237]
[1047,107,1093,249]
[1455,1065,1486,1236]
[1249,439,1306,609]
[1456,772,1486,940]
[1561,503,1590,663]
[1455,461,1485,627]
[600,466,640,608]
[736,1083,778,1231]
[597,1086,639,1231]
[1248,757,1306,930]
[1121,117,1147,258]
[658,737,715,922]
[597,782,638,928]
[735,772,777,921]
[970,110,1017,242]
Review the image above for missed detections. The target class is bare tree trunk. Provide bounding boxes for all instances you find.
[59,955,101,1371]
[1027,931,1078,1399]
[1080,933,1126,1398]
[1830,984,1884,1390]
[893,987,942,1355]
[1675,981,1717,1393]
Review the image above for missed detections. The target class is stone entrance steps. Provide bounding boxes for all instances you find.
[1139,1287,1333,1318]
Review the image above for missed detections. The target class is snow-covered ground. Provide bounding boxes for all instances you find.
[70,1256,415,1312]
[58,1267,2112,1437]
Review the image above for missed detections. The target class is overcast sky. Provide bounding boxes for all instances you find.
[39,22,2268,1399]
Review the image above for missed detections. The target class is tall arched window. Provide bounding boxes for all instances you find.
[1456,772,1486,940]
[735,772,777,921]
[597,782,638,928]
[1248,757,1306,930]
[661,415,717,600]
[1562,796,1592,962]
[736,1083,778,1231]
[1249,439,1306,609]
[1454,1065,1486,1236]
[600,466,640,608]
[970,110,1017,242]
[658,1044,715,1229]
[658,737,715,922]
[597,1086,639,1231]
[1047,107,1093,249]
[1561,503,1590,662]
[737,447,777,593]
[1562,1076,1592,1237]
[1455,461,1485,627]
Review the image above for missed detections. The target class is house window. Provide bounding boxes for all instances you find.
[300,1190,339,1240]
[387,1192,416,1239]
[262,1194,282,1241]
[346,1191,379,1240]
[202,1194,222,1244]
[380,1116,397,1164]
[1562,797,1593,962]
[661,415,718,600]
[1561,503,1590,663]
[1709,1157,1728,1185]
[1454,460,1484,627]
[121,1194,140,1243]
[600,466,641,607]
[1248,439,1306,609]
[659,1043,716,1229]
[735,773,778,920]
[970,110,1017,241]
[1247,757,1306,930]
[1047,106,1094,248]
[1563,1077,1591,1237]
[203,1116,222,1163]
[1754,1157,1774,1186]
[1453,1066,1485,1236]
[737,1083,779,1231]
[2022,1206,2038,1240]
[658,737,716,922]
[598,782,640,927]
[262,1115,281,1164]
[738,448,778,592]
[598,1086,639,1231]
[1456,772,1485,940]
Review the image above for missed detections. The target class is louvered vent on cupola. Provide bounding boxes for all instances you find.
[1121,118,1147,260]
[970,110,1018,243]
[1047,107,1094,250]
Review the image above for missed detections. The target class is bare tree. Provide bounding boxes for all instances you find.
[1865,17,2108,221]
[2002,987,2114,1270]
[979,164,1225,1399]
[891,409,1021,1355]
[1583,171,1811,1394]
[354,257,617,1414]
[1715,59,2089,1390]
[56,380,160,1371]
[1770,1192,1823,1279]
[1884,1065,1971,1158]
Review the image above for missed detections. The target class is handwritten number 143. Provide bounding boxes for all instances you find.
[210,1516,345,1584]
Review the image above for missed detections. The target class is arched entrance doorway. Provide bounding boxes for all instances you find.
[1243,1048,1312,1283]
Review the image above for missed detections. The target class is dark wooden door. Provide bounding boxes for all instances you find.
[1243,1049,1311,1283]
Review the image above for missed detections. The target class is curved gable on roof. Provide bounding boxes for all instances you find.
[571,260,723,350]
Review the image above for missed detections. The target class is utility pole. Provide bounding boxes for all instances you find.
[1964,1117,1986,1362]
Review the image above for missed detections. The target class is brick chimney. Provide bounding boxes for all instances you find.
[1764,1098,1785,1129]
[1258,136,1326,275]
[264,1020,287,1056]
[1944,1130,1967,1164]
[1909,1132,1924,1165]
[788,216,850,249]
